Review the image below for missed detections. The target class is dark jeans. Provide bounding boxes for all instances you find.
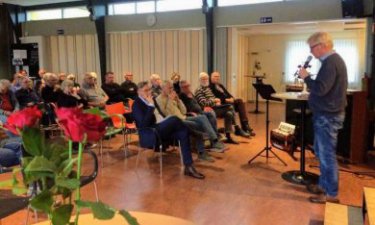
[313,112,345,197]
[214,104,236,133]
[233,98,248,124]
[155,116,193,166]
[0,140,23,168]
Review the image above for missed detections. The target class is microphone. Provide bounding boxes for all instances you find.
[302,55,313,69]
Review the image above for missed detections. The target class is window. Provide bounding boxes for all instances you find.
[110,3,136,15]
[63,7,90,19]
[136,1,155,14]
[284,39,361,87]
[157,0,202,12]
[27,9,62,21]
[218,0,283,7]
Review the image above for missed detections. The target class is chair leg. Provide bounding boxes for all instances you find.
[24,206,30,225]
[159,144,163,178]
[122,130,127,157]
[178,141,184,169]
[99,139,104,168]
[93,181,99,202]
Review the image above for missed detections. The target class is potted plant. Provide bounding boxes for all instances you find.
[0,106,139,225]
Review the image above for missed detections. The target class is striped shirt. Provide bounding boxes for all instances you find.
[194,85,216,108]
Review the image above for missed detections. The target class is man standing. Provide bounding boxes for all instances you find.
[298,32,347,204]
[121,72,138,100]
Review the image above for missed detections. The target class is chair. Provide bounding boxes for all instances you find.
[105,102,136,157]
[136,126,183,177]
[77,149,99,202]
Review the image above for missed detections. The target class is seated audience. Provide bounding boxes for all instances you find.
[170,72,181,94]
[210,71,255,136]
[15,77,40,109]
[80,72,108,108]
[41,73,61,104]
[155,81,226,161]
[179,80,221,139]
[120,72,138,100]
[0,79,19,124]
[102,71,126,104]
[58,72,66,84]
[37,68,46,80]
[132,81,204,179]
[150,73,162,97]
[57,80,87,108]
[0,137,23,168]
[10,73,24,93]
[66,74,80,88]
[195,72,249,143]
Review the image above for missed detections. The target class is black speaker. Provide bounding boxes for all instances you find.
[342,0,364,18]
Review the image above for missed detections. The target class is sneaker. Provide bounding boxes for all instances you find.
[198,152,215,162]
[211,141,228,152]
[306,184,325,195]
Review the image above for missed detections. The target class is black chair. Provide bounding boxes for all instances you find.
[75,149,99,202]
[136,127,183,177]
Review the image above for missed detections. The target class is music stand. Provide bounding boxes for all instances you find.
[248,84,287,166]
[249,77,265,114]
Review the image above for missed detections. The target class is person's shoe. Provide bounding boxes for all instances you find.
[223,137,239,145]
[234,126,250,138]
[198,152,215,162]
[211,141,228,152]
[309,194,339,204]
[184,166,205,179]
[306,184,325,195]
[217,127,226,134]
[241,122,256,136]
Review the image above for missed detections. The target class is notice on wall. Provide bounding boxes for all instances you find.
[13,49,27,59]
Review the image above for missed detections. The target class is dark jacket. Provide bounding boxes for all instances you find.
[305,53,348,114]
[41,85,61,103]
[120,80,138,100]
[15,88,40,109]
[210,83,233,104]
[179,93,203,114]
[132,97,157,129]
[102,83,125,104]
[57,92,87,108]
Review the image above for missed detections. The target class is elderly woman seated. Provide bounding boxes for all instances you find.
[57,80,87,108]
[0,79,19,124]
[15,77,40,109]
[41,72,61,104]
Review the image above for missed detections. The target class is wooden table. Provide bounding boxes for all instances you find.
[33,212,196,225]
[364,187,375,225]
[272,92,318,185]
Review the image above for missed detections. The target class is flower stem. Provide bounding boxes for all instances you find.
[68,140,73,160]
[74,142,83,225]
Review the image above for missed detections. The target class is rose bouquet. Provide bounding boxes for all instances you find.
[0,106,138,225]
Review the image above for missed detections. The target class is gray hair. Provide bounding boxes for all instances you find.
[0,79,11,91]
[307,32,333,49]
[61,79,74,91]
[137,81,149,89]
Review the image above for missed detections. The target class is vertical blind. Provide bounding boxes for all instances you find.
[108,29,206,89]
[46,34,101,84]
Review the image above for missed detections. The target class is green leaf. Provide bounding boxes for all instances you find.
[91,202,116,220]
[51,204,73,225]
[75,200,116,220]
[55,177,80,190]
[25,156,56,173]
[22,127,44,156]
[119,210,140,225]
[30,189,54,213]
[59,158,78,177]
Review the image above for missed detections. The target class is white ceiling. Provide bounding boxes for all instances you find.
[0,0,82,6]
[236,19,367,35]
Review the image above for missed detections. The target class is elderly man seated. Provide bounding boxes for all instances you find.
[150,74,162,97]
[210,71,255,136]
[178,80,221,140]
[155,81,226,161]
[80,72,109,108]
[132,81,204,179]
[195,72,250,143]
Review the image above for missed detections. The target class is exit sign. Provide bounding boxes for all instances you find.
[260,17,273,23]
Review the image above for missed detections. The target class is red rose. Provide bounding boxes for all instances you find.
[4,106,43,135]
[55,107,106,142]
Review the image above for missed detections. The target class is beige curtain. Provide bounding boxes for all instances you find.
[108,29,206,90]
[45,34,101,84]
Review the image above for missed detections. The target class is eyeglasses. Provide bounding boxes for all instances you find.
[310,43,321,51]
